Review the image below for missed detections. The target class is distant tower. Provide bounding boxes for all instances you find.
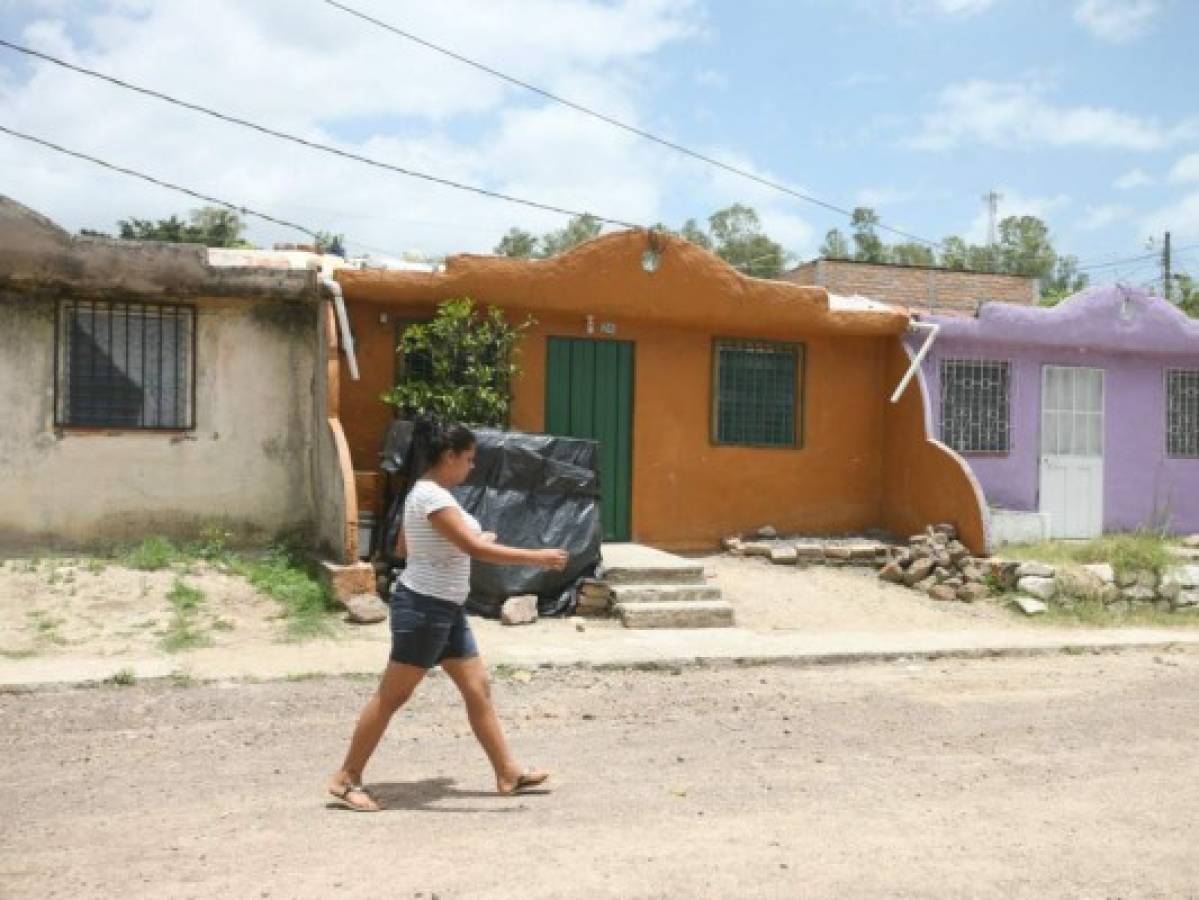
[982,190,1003,247]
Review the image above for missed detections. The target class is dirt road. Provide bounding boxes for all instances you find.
[3,652,1198,899]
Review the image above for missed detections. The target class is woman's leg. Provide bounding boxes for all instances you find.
[329,660,427,808]
[440,655,549,794]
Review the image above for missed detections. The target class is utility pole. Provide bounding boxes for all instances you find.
[982,190,1002,248]
[1162,230,1172,302]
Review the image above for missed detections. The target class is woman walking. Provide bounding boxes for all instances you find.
[328,418,567,812]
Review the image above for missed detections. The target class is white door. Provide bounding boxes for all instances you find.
[1039,366,1104,538]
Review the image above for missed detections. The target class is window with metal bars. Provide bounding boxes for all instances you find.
[939,359,1010,454]
[1167,369,1199,458]
[712,339,802,447]
[55,300,196,429]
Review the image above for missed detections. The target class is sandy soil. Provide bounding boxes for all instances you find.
[0,557,323,659]
[698,554,1021,632]
[2,651,1198,898]
[0,552,1031,664]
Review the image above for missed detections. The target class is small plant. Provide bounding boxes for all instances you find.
[189,524,235,562]
[27,610,66,645]
[121,536,178,571]
[84,558,106,576]
[161,578,211,652]
[169,668,195,688]
[227,543,335,640]
[109,667,136,687]
[1002,531,1173,580]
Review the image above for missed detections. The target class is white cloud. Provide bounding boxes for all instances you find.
[1114,167,1155,189]
[1073,0,1161,43]
[1141,190,1199,241]
[906,79,1196,151]
[0,0,783,259]
[962,188,1070,244]
[1169,153,1199,184]
[1077,203,1132,231]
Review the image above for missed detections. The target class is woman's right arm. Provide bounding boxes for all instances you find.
[428,507,568,570]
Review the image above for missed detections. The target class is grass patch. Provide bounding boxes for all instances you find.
[1030,598,1199,629]
[1001,532,1174,579]
[84,558,107,575]
[0,647,40,660]
[27,610,66,645]
[227,544,335,640]
[121,536,179,571]
[161,578,212,652]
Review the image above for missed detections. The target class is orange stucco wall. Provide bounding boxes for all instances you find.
[337,230,985,552]
[880,341,988,553]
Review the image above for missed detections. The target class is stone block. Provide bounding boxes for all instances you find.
[1083,563,1115,584]
[879,561,906,584]
[740,541,773,558]
[824,547,853,561]
[958,583,990,603]
[794,542,825,560]
[319,560,376,605]
[1175,565,1199,588]
[1057,568,1106,602]
[1015,597,1048,616]
[903,558,936,586]
[769,548,798,565]
[914,577,936,593]
[722,536,743,552]
[1173,590,1199,609]
[501,594,539,626]
[1017,575,1057,601]
[1122,585,1157,603]
[928,585,958,602]
[961,565,986,583]
[757,525,778,539]
[346,594,388,624]
[1016,562,1055,579]
[933,523,957,540]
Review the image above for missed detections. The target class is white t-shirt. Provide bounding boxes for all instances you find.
[398,479,481,603]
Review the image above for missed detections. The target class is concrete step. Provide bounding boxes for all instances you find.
[615,600,736,629]
[609,583,723,604]
[600,543,706,585]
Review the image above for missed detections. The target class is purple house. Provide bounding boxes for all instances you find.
[911,285,1199,540]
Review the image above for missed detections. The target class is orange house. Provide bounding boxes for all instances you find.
[335,231,987,553]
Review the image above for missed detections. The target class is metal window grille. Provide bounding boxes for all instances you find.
[1167,369,1199,458]
[939,359,1010,454]
[55,300,196,429]
[712,339,802,447]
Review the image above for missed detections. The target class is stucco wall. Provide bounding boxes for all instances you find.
[914,287,1199,535]
[919,340,1199,534]
[343,301,891,549]
[881,341,989,553]
[0,291,322,550]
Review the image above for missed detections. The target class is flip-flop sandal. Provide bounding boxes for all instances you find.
[500,770,550,796]
[329,782,380,812]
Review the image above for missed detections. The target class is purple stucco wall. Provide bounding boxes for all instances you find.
[910,285,1199,534]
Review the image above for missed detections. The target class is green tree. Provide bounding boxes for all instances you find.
[679,217,714,251]
[819,228,851,260]
[314,230,346,257]
[850,207,888,263]
[939,235,970,270]
[890,242,936,267]
[539,214,602,257]
[708,203,786,277]
[382,298,532,428]
[997,215,1056,279]
[116,206,253,248]
[494,227,539,258]
[1174,272,1199,318]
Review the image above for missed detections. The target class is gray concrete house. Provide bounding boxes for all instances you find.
[0,196,357,561]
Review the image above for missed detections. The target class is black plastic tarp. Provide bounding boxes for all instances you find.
[379,423,602,617]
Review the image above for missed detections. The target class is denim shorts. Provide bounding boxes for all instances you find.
[389,583,479,669]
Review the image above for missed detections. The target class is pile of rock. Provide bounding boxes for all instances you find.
[724,529,894,568]
[1007,562,1199,614]
[877,524,996,603]
[576,579,614,615]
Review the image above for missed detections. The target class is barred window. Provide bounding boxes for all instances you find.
[56,300,195,429]
[1167,369,1199,458]
[939,359,1010,454]
[712,339,802,447]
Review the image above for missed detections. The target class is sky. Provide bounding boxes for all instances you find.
[1,0,1197,285]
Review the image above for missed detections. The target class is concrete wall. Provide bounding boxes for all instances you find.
[786,259,1038,315]
[0,290,322,550]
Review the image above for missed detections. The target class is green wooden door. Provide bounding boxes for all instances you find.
[545,337,634,542]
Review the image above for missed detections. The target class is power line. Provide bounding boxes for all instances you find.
[0,123,326,241]
[321,0,943,249]
[0,38,641,231]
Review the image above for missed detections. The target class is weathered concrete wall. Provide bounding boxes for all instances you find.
[0,290,322,550]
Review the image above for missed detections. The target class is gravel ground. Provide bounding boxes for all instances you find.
[3,651,1198,899]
